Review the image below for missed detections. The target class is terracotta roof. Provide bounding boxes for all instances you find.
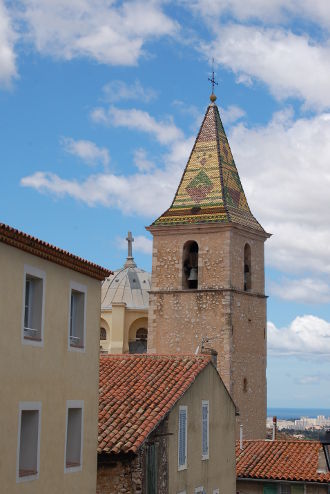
[149,101,265,233]
[98,354,211,454]
[236,440,330,483]
[0,223,112,280]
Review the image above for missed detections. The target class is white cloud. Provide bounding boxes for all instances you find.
[91,106,184,145]
[133,148,155,172]
[117,234,152,255]
[204,24,330,110]
[270,278,330,304]
[229,109,330,275]
[268,315,330,356]
[18,0,178,66]
[102,80,156,103]
[61,137,110,167]
[219,104,245,125]
[0,0,17,87]
[296,375,320,385]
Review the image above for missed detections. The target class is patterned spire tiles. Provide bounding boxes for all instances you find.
[152,103,264,231]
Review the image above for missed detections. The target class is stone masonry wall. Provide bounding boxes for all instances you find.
[148,226,267,439]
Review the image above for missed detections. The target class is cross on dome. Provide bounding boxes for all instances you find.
[124,231,137,268]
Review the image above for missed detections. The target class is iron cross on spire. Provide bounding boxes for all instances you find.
[208,58,218,102]
[126,231,134,258]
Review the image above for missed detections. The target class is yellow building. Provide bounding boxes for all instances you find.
[100,232,151,354]
[0,222,110,493]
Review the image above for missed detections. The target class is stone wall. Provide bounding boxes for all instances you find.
[148,224,267,439]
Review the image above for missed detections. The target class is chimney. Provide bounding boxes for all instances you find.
[240,424,243,450]
[201,347,218,367]
[272,416,277,441]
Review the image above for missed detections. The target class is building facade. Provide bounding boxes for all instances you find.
[100,232,151,354]
[147,94,269,439]
[0,223,110,493]
[97,354,236,494]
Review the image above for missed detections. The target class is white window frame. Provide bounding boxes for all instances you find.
[21,265,46,347]
[178,405,187,471]
[195,487,205,494]
[202,400,209,460]
[16,401,42,483]
[68,282,87,352]
[64,400,84,473]
[213,490,220,494]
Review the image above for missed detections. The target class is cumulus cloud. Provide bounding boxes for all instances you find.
[117,234,153,255]
[18,0,178,66]
[91,106,183,145]
[203,24,330,110]
[219,105,246,125]
[229,109,330,275]
[61,137,110,167]
[268,315,330,356]
[133,148,155,172]
[0,0,17,87]
[102,80,156,103]
[270,278,330,304]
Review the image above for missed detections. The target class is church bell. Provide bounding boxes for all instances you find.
[187,267,198,281]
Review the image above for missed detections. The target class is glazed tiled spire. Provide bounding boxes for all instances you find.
[152,97,264,231]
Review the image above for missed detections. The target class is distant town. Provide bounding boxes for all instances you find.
[267,415,330,440]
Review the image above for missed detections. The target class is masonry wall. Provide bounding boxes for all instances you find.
[148,225,267,439]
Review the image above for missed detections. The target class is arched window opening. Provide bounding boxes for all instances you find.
[243,378,248,393]
[100,327,107,340]
[182,241,199,289]
[129,327,148,354]
[244,243,251,291]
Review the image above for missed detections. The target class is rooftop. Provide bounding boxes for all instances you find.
[150,98,265,232]
[0,222,111,280]
[98,354,212,454]
[236,439,330,483]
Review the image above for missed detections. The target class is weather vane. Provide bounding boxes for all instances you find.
[208,58,218,102]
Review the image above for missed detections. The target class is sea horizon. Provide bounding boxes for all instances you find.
[267,407,330,420]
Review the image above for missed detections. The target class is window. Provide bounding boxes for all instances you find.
[178,406,187,470]
[244,243,251,291]
[65,401,83,472]
[17,402,41,482]
[100,327,107,340]
[22,266,45,345]
[213,490,220,494]
[202,400,209,460]
[68,282,86,350]
[195,488,206,494]
[182,241,199,289]
[280,485,291,494]
[263,485,278,494]
[243,377,248,393]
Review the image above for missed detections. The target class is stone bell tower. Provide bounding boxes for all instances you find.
[146,92,270,439]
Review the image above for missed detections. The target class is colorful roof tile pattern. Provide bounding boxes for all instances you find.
[236,440,330,483]
[152,102,264,231]
[0,222,111,280]
[98,354,211,454]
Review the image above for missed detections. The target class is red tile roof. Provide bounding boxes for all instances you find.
[236,440,330,483]
[0,223,111,280]
[98,354,211,454]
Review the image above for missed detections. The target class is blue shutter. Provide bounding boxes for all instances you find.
[202,401,209,458]
[178,407,187,467]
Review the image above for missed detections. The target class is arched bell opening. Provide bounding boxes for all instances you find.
[100,327,107,340]
[244,243,251,291]
[182,240,199,289]
[129,327,148,354]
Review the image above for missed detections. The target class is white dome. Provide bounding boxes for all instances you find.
[101,263,151,310]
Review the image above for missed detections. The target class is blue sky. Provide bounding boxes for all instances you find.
[1,0,330,408]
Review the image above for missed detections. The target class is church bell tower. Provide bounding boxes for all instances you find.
[146,91,270,439]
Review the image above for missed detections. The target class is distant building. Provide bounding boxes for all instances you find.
[100,232,151,354]
[0,223,110,493]
[236,439,330,494]
[146,93,269,439]
[97,353,237,494]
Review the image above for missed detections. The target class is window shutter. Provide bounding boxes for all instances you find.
[178,407,187,467]
[202,401,209,458]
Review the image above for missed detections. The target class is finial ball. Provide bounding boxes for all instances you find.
[210,93,217,103]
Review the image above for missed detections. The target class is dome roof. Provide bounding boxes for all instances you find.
[101,232,151,310]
